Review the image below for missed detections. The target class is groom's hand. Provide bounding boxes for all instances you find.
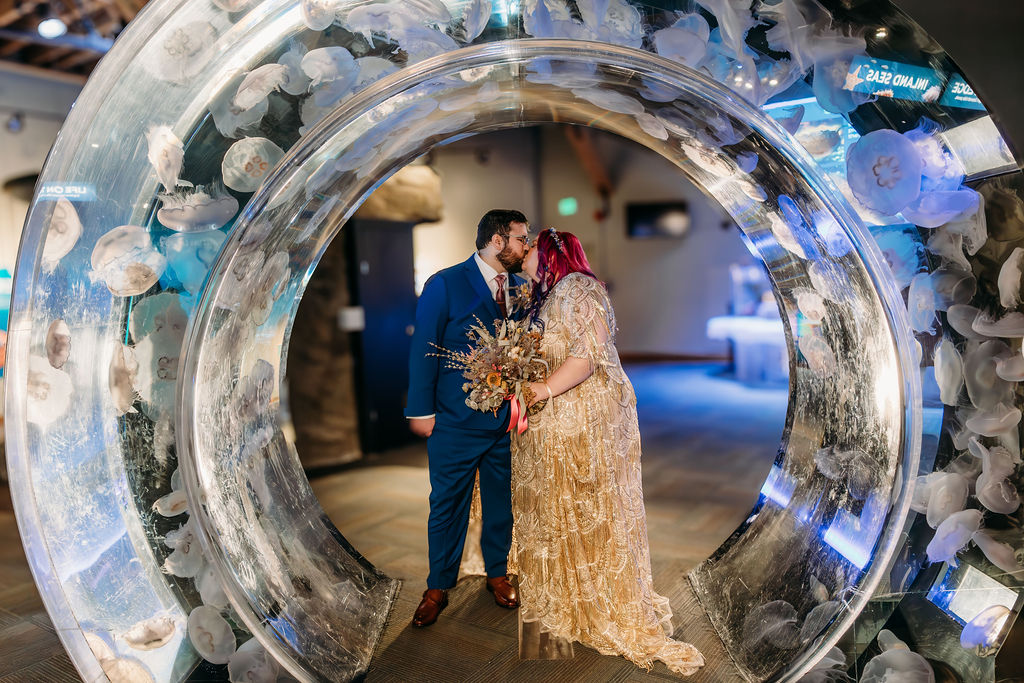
[409,417,435,438]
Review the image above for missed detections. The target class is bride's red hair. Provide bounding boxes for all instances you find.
[526,229,602,323]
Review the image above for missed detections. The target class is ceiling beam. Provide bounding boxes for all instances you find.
[27,45,75,65]
[51,49,100,71]
[0,38,27,57]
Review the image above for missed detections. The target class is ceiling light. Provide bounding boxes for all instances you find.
[37,16,67,39]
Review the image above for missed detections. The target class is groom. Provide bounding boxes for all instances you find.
[406,209,531,627]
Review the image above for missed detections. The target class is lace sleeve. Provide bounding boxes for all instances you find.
[555,274,616,365]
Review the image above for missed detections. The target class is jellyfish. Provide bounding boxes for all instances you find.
[221,137,285,193]
[972,312,1024,339]
[925,472,969,528]
[164,520,204,578]
[799,646,852,682]
[228,637,280,683]
[743,600,801,649]
[634,112,669,140]
[301,0,335,31]
[799,601,843,644]
[860,648,934,683]
[932,339,963,406]
[799,334,837,376]
[579,0,644,48]
[963,341,1014,410]
[794,288,827,324]
[960,604,1012,656]
[26,355,73,426]
[907,272,937,335]
[274,42,311,97]
[129,292,188,343]
[300,46,357,93]
[846,129,923,216]
[354,55,399,93]
[995,352,1024,381]
[233,359,276,421]
[946,304,988,341]
[972,441,1021,514]
[239,252,290,325]
[132,330,182,420]
[101,656,156,683]
[522,0,564,38]
[152,490,188,517]
[233,64,289,114]
[926,508,983,564]
[973,530,1022,574]
[653,13,711,68]
[398,25,461,63]
[943,190,988,255]
[108,344,139,416]
[773,105,804,134]
[44,319,71,370]
[122,615,178,651]
[904,119,964,192]
[439,81,501,111]
[812,48,872,115]
[795,125,842,158]
[902,189,980,229]
[187,605,236,665]
[735,178,768,202]
[91,225,167,297]
[146,125,185,193]
[571,86,645,115]
[41,197,82,272]
[460,0,491,43]
[211,74,269,138]
[144,20,216,84]
[998,247,1024,310]
[161,230,227,295]
[926,226,971,271]
[197,563,229,609]
[158,187,238,232]
[766,213,806,258]
[930,266,975,311]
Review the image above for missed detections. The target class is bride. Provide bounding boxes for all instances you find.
[510,227,705,676]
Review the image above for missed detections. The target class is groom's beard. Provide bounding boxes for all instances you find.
[497,245,524,273]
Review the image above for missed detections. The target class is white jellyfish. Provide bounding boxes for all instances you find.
[971,439,1021,514]
[799,645,851,682]
[144,20,216,84]
[301,0,335,31]
[45,319,71,369]
[91,225,167,297]
[907,272,936,334]
[682,141,741,180]
[161,230,227,295]
[736,151,758,174]
[972,531,1022,574]
[26,354,73,426]
[395,25,460,63]
[944,190,987,255]
[158,187,238,232]
[41,197,82,272]
[275,42,312,96]
[799,601,843,644]
[211,74,269,139]
[353,55,399,92]
[461,0,492,43]
[812,48,872,115]
[164,520,204,578]
[129,292,188,343]
[767,213,806,258]
[187,605,236,665]
[109,344,139,416]
[301,46,357,92]
[846,129,923,216]
[972,312,1024,338]
[799,334,837,376]
[233,63,289,112]
[963,340,1014,410]
[927,508,983,565]
[995,352,1024,382]
[132,330,181,420]
[933,339,963,406]
[929,266,975,311]
[999,247,1024,309]
[101,656,156,683]
[152,490,188,517]
[122,615,178,651]
[960,604,1012,656]
[860,646,934,683]
[743,600,801,649]
[439,81,501,111]
[241,251,290,325]
[146,125,186,193]
[946,304,987,341]
[633,112,669,140]
[926,225,971,272]
[196,563,229,608]
[902,189,981,229]
[794,288,827,324]
[571,86,645,115]
[925,472,969,528]
[233,359,276,421]
[227,637,280,683]
[965,402,1022,438]
[222,137,285,193]
[653,13,710,68]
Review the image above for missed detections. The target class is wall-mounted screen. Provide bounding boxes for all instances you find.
[626,201,690,238]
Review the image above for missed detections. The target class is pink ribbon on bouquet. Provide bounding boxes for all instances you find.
[505,394,529,434]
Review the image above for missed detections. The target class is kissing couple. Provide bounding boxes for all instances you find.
[405,209,704,676]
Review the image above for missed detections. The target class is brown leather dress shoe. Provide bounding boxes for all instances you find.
[412,589,449,627]
[486,576,519,609]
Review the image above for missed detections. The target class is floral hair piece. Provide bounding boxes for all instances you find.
[548,227,567,254]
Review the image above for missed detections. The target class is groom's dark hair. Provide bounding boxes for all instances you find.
[476,209,528,250]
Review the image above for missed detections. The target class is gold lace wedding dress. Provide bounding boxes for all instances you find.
[509,273,704,676]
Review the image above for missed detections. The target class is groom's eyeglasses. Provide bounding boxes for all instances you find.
[508,235,529,245]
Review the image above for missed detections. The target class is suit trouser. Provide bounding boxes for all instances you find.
[426,423,513,589]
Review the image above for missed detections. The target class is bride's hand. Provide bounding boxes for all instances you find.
[527,382,550,406]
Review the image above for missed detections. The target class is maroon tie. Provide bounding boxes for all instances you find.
[495,274,507,318]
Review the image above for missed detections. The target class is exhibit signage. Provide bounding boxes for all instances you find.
[844,56,944,103]
[938,73,986,111]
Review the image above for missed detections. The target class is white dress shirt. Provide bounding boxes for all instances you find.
[408,253,509,421]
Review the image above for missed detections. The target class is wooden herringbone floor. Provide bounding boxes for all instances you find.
[1,362,787,681]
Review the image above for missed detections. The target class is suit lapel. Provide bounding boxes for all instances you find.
[462,256,501,321]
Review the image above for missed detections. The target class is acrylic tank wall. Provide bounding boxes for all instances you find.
[5,0,1023,681]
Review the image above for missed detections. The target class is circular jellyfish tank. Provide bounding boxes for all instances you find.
[6,0,1023,681]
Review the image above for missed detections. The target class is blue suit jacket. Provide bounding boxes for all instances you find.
[406,255,527,431]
